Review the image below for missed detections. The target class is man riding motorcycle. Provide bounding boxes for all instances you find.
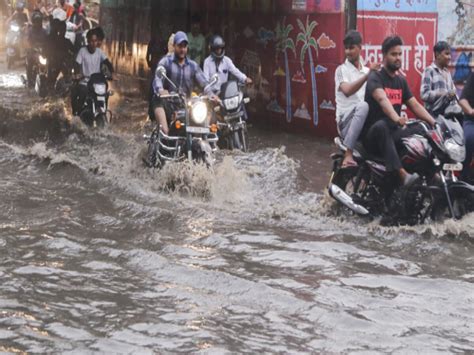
[335,30,380,168]
[363,35,436,186]
[25,10,47,88]
[6,1,29,28]
[203,35,252,95]
[71,30,114,116]
[421,41,458,113]
[46,19,75,90]
[152,31,214,135]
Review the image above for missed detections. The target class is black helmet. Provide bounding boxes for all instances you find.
[210,35,225,59]
[31,11,43,26]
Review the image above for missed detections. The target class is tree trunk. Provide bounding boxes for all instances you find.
[284,51,292,123]
[308,50,318,126]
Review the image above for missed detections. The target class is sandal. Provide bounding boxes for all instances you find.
[341,159,358,169]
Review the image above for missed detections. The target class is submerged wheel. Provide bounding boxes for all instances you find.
[432,192,474,221]
[331,164,376,216]
[95,113,106,128]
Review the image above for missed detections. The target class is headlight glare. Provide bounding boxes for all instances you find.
[191,102,208,124]
[445,138,466,162]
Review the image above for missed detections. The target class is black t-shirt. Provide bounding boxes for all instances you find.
[461,72,474,119]
[365,67,413,128]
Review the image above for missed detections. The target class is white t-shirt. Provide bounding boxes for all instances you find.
[76,47,107,85]
[335,59,369,121]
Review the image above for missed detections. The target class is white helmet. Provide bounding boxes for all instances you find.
[52,8,67,22]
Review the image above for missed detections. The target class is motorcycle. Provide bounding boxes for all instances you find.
[214,80,250,152]
[328,97,474,224]
[144,66,219,168]
[5,21,24,69]
[77,73,114,128]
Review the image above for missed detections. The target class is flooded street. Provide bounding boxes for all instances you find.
[0,65,473,353]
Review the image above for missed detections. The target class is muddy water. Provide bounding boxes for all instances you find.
[0,70,473,354]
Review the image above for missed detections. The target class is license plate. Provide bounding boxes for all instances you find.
[186,126,210,134]
[443,163,463,171]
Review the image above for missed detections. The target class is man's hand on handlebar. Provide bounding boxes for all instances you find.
[159,89,169,96]
[245,77,253,85]
[209,94,221,104]
[397,116,408,127]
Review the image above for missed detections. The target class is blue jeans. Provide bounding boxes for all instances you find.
[462,119,474,180]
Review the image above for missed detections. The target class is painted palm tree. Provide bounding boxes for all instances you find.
[275,18,296,123]
[296,16,319,126]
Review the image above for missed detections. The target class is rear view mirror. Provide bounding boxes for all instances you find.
[157,66,166,79]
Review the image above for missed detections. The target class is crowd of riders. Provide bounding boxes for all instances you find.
[335,30,474,185]
[3,2,473,184]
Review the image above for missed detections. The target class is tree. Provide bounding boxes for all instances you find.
[275,18,296,123]
[296,16,319,126]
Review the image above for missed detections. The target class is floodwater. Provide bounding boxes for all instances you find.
[0,65,473,354]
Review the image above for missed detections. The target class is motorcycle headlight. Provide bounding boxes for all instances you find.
[224,95,240,111]
[445,138,466,162]
[11,24,20,32]
[191,101,208,125]
[93,83,107,96]
[39,55,47,65]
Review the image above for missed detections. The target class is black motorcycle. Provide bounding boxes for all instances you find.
[144,66,219,168]
[328,97,474,224]
[78,73,114,128]
[215,81,250,152]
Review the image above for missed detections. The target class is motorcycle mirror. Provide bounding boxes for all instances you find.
[157,66,166,79]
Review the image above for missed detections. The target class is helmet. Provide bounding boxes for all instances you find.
[210,35,225,59]
[16,1,25,10]
[31,11,43,26]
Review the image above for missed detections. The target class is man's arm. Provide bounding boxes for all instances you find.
[339,63,380,97]
[460,99,474,116]
[406,97,436,126]
[227,58,248,84]
[152,57,168,95]
[459,73,474,116]
[420,67,441,103]
[74,50,83,77]
[203,57,211,81]
[372,88,406,125]
[195,65,212,95]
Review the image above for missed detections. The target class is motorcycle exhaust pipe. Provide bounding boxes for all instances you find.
[328,183,370,216]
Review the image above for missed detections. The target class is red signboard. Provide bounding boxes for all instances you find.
[357,10,438,116]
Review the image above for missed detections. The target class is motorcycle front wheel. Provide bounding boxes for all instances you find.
[35,74,48,98]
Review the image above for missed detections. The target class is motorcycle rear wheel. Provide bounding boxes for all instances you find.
[332,165,374,215]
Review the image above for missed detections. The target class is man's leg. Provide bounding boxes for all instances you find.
[154,107,169,134]
[364,119,417,185]
[71,83,79,115]
[462,119,474,181]
[364,120,402,172]
[71,84,88,116]
[339,102,369,166]
[25,49,35,88]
